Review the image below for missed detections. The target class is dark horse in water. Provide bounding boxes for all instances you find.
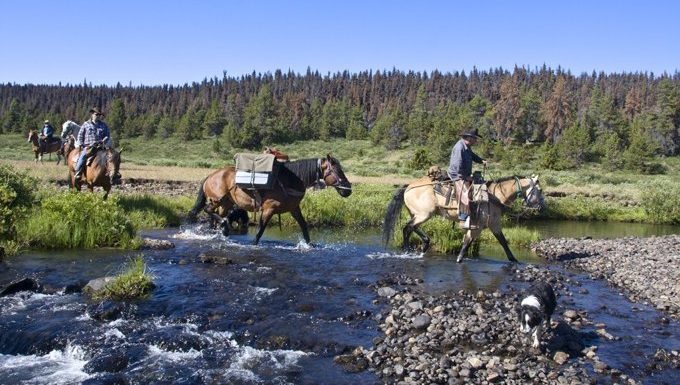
[383,175,545,263]
[188,154,352,245]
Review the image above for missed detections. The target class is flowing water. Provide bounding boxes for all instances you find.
[0,221,678,384]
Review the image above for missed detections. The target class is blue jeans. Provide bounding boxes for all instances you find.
[75,150,88,175]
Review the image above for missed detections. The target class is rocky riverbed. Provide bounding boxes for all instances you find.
[336,266,651,385]
[532,235,680,319]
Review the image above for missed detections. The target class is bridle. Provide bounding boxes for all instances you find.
[320,158,351,190]
[515,176,542,209]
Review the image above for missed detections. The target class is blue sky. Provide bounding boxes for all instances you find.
[1,0,678,86]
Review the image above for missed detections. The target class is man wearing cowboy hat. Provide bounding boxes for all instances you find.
[447,129,487,229]
[40,119,55,152]
[74,107,112,179]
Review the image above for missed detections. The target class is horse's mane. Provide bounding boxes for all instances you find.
[282,158,320,187]
[486,175,522,185]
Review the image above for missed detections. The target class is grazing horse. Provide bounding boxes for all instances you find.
[383,175,545,263]
[27,130,62,164]
[188,154,352,244]
[64,139,123,200]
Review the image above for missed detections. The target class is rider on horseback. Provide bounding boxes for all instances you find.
[448,129,487,230]
[74,107,111,180]
[40,120,55,152]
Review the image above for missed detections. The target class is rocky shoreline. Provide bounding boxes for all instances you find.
[336,266,641,385]
[532,235,680,319]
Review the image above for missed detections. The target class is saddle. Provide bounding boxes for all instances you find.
[85,142,106,166]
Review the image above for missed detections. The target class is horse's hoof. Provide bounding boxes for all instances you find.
[456,256,464,263]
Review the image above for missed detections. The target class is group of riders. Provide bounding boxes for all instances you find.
[39,107,111,179]
[37,106,486,229]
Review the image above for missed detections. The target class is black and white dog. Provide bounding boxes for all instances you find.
[519,282,557,348]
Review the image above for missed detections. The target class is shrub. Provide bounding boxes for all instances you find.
[93,256,154,300]
[19,192,135,249]
[0,164,37,243]
[641,181,680,224]
[409,148,433,171]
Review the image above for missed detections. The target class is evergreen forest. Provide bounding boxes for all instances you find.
[1,66,679,172]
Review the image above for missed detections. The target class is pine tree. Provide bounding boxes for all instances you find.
[541,76,573,143]
[493,76,522,142]
[3,99,24,133]
[107,99,126,144]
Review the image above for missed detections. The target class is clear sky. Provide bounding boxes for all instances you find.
[1,0,678,86]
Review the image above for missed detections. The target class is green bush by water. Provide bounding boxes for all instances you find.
[93,256,154,300]
[0,165,37,240]
[641,181,680,224]
[19,192,136,249]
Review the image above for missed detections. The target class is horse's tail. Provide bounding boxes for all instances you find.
[187,178,207,223]
[382,185,407,249]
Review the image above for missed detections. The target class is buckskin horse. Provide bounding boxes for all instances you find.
[64,138,123,200]
[383,175,544,263]
[27,130,62,164]
[188,154,352,245]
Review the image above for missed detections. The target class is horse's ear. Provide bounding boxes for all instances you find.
[326,153,333,161]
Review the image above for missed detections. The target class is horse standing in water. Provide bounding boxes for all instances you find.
[383,175,545,263]
[63,138,123,200]
[188,155,352,245]
[27,130,62,164]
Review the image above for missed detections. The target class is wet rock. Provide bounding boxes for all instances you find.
[0,277,42,296]
[553,351,569,365]
[198,253,233,264]
[87,300,129,321]
[84,277,115,295]
[139,237,175,250]
[63,282,85,294]
[334,349,368,373]
[81,373,129,385]
[377,286,397,298]
[84,349,129,373]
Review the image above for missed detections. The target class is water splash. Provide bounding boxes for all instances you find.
[366,251,424,260]
[0,343,90,385]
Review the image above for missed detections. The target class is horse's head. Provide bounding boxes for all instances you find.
[61,120,80,139]
[27,130,38,143]
[321,154,352,197]
[521,175,545,210]
[107,149,123,185]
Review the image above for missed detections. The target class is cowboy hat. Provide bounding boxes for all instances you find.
[460,129,482,139]
[89,106,105,115]
[44,120,50,124]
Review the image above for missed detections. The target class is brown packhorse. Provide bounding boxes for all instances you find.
[188,155,352,245]
[64,138,122,200]
[27,130,62,164]
[383,175,545,263]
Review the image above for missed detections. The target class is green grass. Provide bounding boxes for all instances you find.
[118,194,195,228]
[18,192,137,249]
[93,256,154,300]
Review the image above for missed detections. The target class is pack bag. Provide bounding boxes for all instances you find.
[234,153,278,189]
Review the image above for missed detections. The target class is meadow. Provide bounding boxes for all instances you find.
[2,133,679,255]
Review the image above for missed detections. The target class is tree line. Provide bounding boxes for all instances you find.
[1,66,679,171]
